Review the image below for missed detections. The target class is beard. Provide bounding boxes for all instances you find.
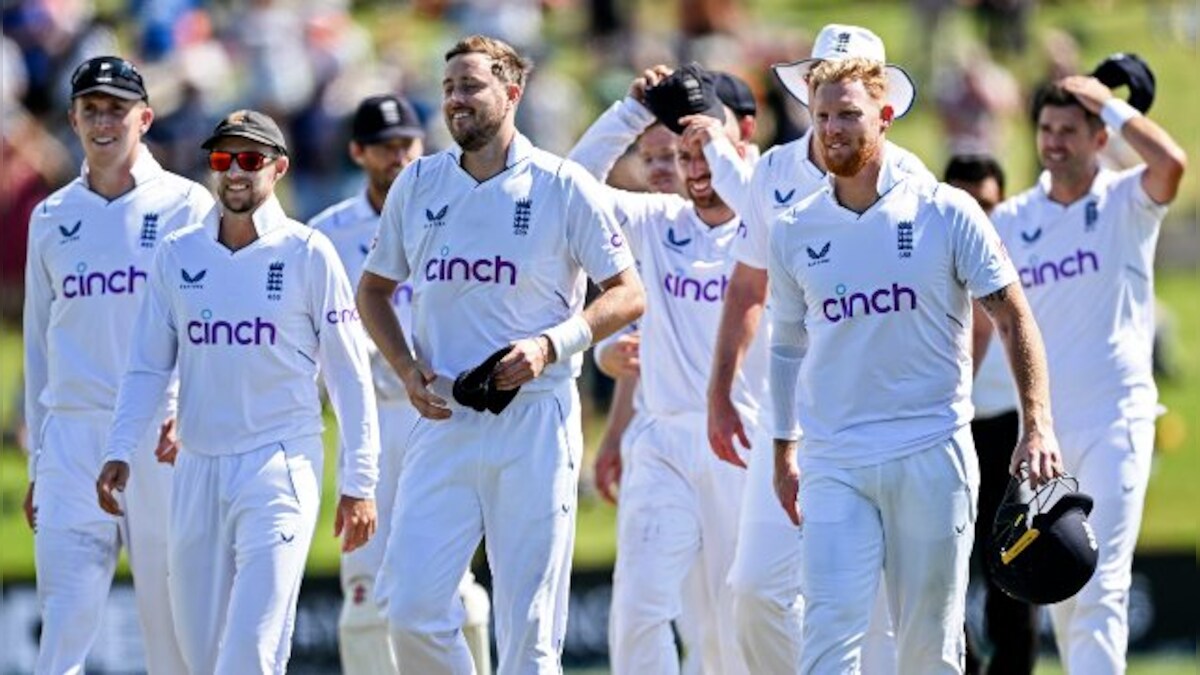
[448,108,505,151]
[218,184,265,214]
[821,133,882,178]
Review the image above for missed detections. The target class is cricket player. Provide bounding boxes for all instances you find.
[22,55,212,675]
[943,155,1038,675]
[691,25,929,673]
[357,35,644,674]
[989,78,1186,674]
[96,109,380,674]
[573,64,758,674]
[768,56,1063,674]
[308,94,492,675]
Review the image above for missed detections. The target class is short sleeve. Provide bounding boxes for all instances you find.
[561,162,636,284]
[946,187,1019,298]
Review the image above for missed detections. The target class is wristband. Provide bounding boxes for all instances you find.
[1100,98,1139,132]
[542,315,592,364]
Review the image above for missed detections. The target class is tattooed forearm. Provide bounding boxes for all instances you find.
[982,283,1054,432]
[977,284,1011,315]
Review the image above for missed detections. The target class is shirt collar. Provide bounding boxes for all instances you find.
[81,143,163,186]
[202,194,290,241]
[446,130,534,168]
[1036,167,1114,205]
[356,188,380,218]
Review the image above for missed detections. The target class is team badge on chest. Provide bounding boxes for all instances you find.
[513,198,531,236]
[140,213,159,248]
[267,261,285,300]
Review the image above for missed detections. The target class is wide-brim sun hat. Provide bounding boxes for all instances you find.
[772,24,916,118]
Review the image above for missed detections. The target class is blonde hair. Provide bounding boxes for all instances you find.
[445,35,533,88]
[808,57,887,104]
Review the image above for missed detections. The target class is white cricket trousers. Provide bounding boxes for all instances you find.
[729,430,898,674]
[169,436,323,675]
[379,383,582,675]
[1050,417,1154,675]
[609,413,749,675]
[32,411,184,675]
[797,427,978,675]
[340,399,493,675]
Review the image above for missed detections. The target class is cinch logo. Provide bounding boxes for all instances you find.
[806,242,831,266]
[425,205,448,229]
[186,309,277,345]
[773,188,796,206]
[59,221,82,243]
[822,282,917,323]
[424,248,517,286]
[1018,249,1099,288]
[665,227,692,250]
[62,263,147,298]
[663,271,729,302]
[610,232,625,248]
[326,307,360,324]
[393,283,413,306]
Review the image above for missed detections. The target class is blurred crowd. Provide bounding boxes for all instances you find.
[0,0,1173,322]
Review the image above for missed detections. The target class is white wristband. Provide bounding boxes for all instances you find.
[1100,98,1139,132]
[542,315,593,363]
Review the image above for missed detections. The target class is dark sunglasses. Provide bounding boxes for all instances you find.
[208,151,277,172]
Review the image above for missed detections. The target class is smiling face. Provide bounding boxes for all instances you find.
[69,93,153,169]
[442,52,516,151]
[209,137,288,215]
[1036,104,1106,183]
[810,77,891,178]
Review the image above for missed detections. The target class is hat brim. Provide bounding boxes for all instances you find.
[202,130,289,155]
[772,58,915,119]
[72,84,147,101]
[353,126,425,145]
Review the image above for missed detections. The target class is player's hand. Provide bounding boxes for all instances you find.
[335,495,377,553]
[707,393,749,468]
[492,336,551,391]
[596,332,640,379]
[155,417,180,465]
[23,482,36,530]
[594,437,622,504]
[96,461,130,516]
[1059,75,1114,115]
[629,65,673,103]
[400,360,451,420]
[680,113,730,150]
[1009,427,1064,488]
[773,440,802,526]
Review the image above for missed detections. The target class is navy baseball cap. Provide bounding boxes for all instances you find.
[644,63,726,135]
[1092,53,1156,113]
[202,109,289,155]
[715,72,756,117]
[352,95,424,145]
[70,56,148,101]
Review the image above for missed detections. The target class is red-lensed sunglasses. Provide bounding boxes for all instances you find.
[208,151,277,172]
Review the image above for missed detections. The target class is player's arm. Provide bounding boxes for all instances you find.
[98,245,181,516]
[1061,76,1187,204]
[766,235,806,526]
[594,327,640,380]
[21,211,52,529]
[707,262,767,468]
[310,235,379,553]
[684,116,754,217]
[594,373,638,503]
[971,299,993,377]
[566,67,667,182]
[977,283,1063,486]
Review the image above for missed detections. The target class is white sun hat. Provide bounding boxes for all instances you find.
[772,24,916,118]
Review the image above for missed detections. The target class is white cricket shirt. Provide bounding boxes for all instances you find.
[568,99,769,424]
[309,191,412,401]
[769,161,1018,467]
[23,145,214,479]
[706,129,933,270]
[363,133,634,389]
[105,197,379,498]
[992,167,1166,433]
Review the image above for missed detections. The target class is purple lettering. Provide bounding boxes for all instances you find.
[821,283,918,323]
[1018,249,1101,289]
